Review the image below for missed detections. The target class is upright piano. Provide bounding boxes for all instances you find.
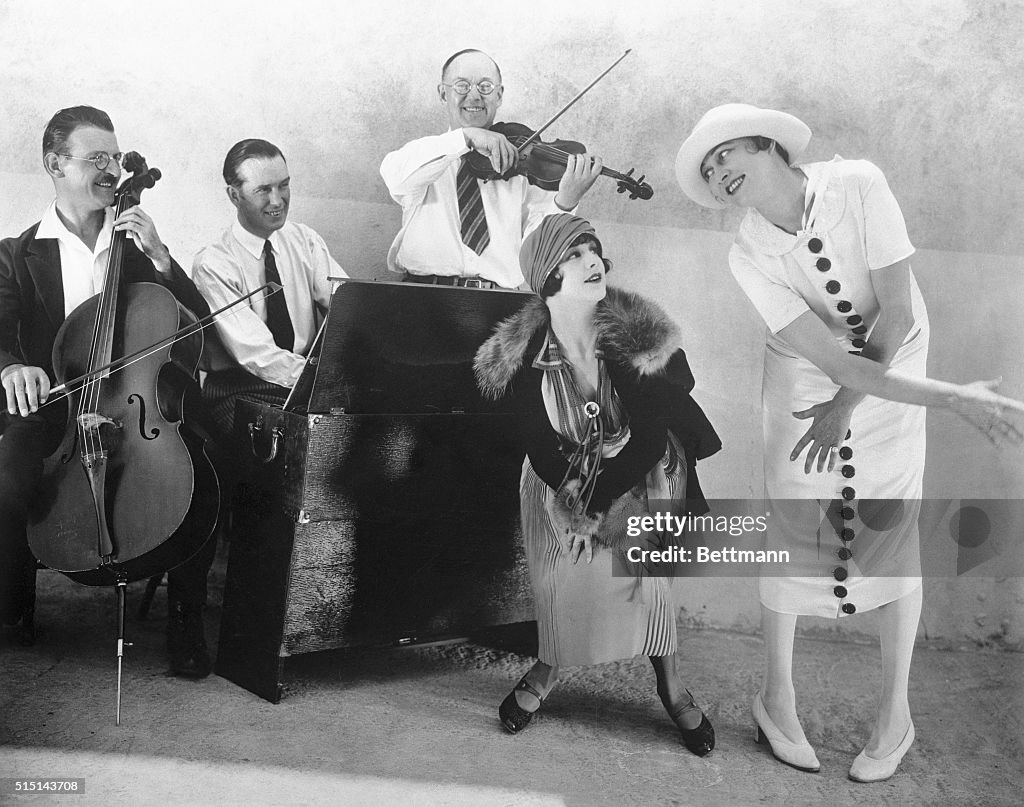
[215,280,535,702]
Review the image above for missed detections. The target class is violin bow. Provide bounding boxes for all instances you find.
[515,49,632,153]
[43,283,285,404]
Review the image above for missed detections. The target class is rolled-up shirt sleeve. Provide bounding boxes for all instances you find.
[192,247,306,388]
[380,130,469,202]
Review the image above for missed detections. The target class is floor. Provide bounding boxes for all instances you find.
[1,566,1021,807]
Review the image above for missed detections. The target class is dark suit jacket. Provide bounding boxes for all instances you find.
[0,220,211,387]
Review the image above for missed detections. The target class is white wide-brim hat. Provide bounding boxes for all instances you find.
[675,103,812,209]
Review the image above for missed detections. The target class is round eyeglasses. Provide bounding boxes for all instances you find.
[441,79,498,96]
[56,152,124,172]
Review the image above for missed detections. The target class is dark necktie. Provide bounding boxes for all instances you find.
[262,240,294,350]
[456,159,490,255]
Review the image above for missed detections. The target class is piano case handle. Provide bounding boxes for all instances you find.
[248,415,284,464]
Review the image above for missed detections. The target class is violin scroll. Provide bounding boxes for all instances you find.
[615,168,653,201]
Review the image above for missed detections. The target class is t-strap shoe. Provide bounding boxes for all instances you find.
[499,676,547,734]
[752,692,820,772]
[848,722,915,783]
[668,689,715,756]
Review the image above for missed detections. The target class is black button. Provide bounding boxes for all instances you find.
[846,315,863,325]
[833,566,848,581]
[842,486,856,500]
[852,325,868,334]
[852,338,866,349]
[825,280,841,294]
[841,506,855,520]
[841,527,855,541]
[838,548,853,560]
[834,585,848,598]
[842,603,857,614]
[837,300,852,313]
[808,237,823,253]
[842,465,856,478]
[839,446,853,460]
[816,257,832,272]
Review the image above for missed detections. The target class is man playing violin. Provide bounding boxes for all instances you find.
[0,105,216,678]
[380,48,604,290]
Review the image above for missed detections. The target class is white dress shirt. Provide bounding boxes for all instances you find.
[192,220,346,388]
[380,129,566,289]
[35,201,115,318]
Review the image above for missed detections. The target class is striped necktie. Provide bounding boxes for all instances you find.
[263,240,294,350]
[456,159,490,255]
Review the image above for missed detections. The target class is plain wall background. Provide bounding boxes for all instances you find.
[1,0,1022,644]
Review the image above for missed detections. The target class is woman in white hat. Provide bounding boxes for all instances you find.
[676,103,1024,781]
[474,213,721,755]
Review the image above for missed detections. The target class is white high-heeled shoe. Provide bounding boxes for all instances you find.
[848,722,915,783]
[752,692,820,772]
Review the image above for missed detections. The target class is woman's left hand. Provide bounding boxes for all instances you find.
[567,532,594,564]
[791,397,855,474]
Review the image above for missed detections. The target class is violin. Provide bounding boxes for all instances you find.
[465,121,653,201]
[27,152,218,588]
[463,50,653,201]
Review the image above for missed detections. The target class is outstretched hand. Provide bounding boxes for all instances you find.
[951,378,1024,447]
[791,397,855,474]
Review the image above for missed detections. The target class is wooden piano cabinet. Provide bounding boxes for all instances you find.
[215,401,534,702]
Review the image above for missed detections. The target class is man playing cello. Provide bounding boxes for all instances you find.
[0,105,216,678]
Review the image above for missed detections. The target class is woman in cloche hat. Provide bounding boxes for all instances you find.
[677,103,1024,781]
[474,213,721,755]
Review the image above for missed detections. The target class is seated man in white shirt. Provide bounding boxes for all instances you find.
[193,139,347,438]
[380,48,603,290]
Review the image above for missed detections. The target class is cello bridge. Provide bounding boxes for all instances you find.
[77,412,122,432]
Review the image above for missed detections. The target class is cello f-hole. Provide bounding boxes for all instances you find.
[126,394,160,440]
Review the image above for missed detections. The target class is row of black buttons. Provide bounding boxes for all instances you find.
[835,441,856,613]
[809,237,866,358]
[809,237,860,617]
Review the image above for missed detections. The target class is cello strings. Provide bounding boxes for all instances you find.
[80,193,128,463]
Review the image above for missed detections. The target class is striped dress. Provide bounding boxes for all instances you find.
[521,332,685,666]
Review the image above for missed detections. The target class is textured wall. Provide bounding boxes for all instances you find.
[3,0,1023,262]
[1,0,1021,643]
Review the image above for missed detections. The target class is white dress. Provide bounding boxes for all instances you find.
[729,158,929,618]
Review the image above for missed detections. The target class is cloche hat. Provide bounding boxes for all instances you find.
[675,103,812,209]
[520,214,598,296]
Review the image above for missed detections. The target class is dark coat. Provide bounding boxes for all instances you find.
[474,287,721,515]
[0,220,211,383]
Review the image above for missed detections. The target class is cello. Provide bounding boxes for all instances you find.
[26,152,219,720]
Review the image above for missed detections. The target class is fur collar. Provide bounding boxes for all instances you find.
[474,287,680,400]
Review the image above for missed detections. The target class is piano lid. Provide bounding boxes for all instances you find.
[290,279,531,415]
